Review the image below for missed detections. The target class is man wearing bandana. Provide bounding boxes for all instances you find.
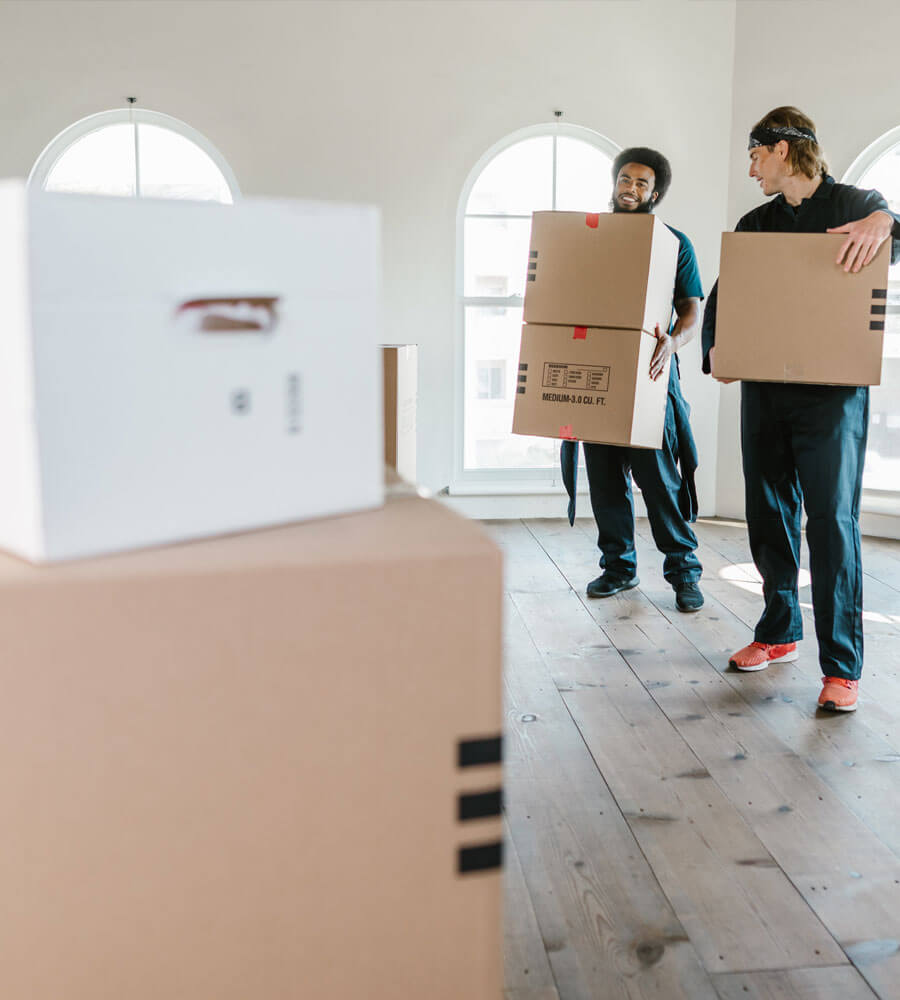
[561,147,705,613]
[702,106,900,712]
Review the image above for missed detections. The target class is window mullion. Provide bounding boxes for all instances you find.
[133,119,142,198]
[464,213,534,221]
[462,296,524,308]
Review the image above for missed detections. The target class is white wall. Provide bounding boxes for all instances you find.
[715,0,900,518]
[0,0,736,510]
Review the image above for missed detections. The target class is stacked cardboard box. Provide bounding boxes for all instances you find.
[712,232,889,385]
[0,187,503,997]
[512,211,679,448]
[0,181,383,562]
[0,486,503,999]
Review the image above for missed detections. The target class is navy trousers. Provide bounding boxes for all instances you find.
[582,365,702,587]
[741,382,868,680]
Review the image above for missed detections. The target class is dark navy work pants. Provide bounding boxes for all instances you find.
[583,366,702,587]
[741,382,868,680]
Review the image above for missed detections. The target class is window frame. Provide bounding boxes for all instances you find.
[28,108,241,203]
[451,122,620,493]
[842,124,900,515]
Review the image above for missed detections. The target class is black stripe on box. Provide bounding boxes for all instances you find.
[519,363,528,370]
[527,274,536,282]
[529,250,538,258]
[517,386,526,394]
[873,288,888,299]
[458,736,502,768]
[458,789,503,821]
[518,374,527,383]
[871,320,886,331]
[458,841,503,874]
[528,262,537,271]
[871,305,887,315]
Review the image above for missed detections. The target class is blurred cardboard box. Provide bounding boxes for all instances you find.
[512,323,669,449]
[382,344,417,482]
[0,181,382,562]
[523,211,678,334]
[0,490,502,999]
[713,232,888,385]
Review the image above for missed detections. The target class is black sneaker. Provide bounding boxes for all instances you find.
[586,573,640,598]
[675,582,704,613]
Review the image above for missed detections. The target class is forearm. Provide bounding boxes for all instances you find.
[701,282,718,374]
[670,299,700,352]
[670,318,698,352]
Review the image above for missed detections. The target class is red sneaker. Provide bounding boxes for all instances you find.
[728,641,798,672]
[818,677,858,712]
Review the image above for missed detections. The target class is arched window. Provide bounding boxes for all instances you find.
[844,128,900,500]
[454,124,619,487]
[29,109,239,204]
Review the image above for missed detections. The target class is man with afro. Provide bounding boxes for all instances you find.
[562,147,705,612]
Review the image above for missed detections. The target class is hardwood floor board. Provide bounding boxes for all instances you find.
[601,619,900,998]
[505,990,562,1000]
[502,594,718,999]
[485,520,572,595]
[629,522,889,721]
[712,965,878,999]
[523,519,663,625]
[496,516,900,998]
[508,560,844,975]
[504,818,560,998]
[693,521,900,638]
[690,519,758,567]
[861,539,900,595]
[627,522,900,859]
[560,658,845,974]
[511,588,614,661]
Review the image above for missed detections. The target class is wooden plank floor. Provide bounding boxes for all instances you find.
[490,516,900,1000]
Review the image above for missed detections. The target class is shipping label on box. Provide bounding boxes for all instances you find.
[0,180,383,562]
[524,211,679,334]
[512,324,669,449]
[713,231,889,385]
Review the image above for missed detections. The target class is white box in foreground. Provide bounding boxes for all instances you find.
[0,181,382,562]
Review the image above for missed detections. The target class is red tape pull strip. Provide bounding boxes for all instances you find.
[585,213,600,228]
[559,425,576,440]
[573,326,587,340]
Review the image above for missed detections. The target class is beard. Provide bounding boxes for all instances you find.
[610,195,655,214]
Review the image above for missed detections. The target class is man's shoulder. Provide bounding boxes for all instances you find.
[826,179,889,220]
[829,179,878,203]
[736,201,776,230]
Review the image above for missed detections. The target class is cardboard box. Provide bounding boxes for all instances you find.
[382,344,417,482]
[0,180,382,562]
[713,232,889,385]
[512,323,669,448]
[524,211,679,333]
[0,490,503,999]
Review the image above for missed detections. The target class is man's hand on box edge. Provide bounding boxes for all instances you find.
[827,211,893,273]
[649,324,672,382]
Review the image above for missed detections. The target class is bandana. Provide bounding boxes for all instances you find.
[748,124,817,149]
